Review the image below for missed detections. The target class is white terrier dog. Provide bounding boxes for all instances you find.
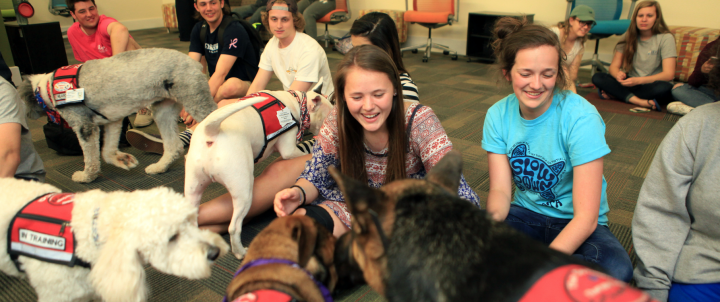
[0,178,229,302]
[185,83,333,258]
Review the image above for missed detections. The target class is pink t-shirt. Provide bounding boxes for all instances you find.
[67,15,128,62]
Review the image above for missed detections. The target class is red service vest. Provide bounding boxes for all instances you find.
[518,264,656,302]
[249,92,299,163]
[50,64,83,107]
[232,289,295,302]
[8,193,90,271]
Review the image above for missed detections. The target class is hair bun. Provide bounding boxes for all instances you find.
[493,17,527,40]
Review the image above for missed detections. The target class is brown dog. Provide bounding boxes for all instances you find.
[330,151,654,302]
[225,216,337,302]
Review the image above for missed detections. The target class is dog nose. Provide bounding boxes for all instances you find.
[207,246,220,261]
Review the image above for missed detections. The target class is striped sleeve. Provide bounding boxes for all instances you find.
[400,72,419,102]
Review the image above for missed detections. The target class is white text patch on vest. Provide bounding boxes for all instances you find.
[19,229,66,250]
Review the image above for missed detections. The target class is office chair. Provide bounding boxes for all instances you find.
[317,0,350,48]
[401,0,458,63]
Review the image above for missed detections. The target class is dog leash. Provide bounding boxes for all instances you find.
[224,258,334,302]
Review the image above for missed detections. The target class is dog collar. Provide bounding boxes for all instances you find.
[287,90,310,142]
[224,258,334,302]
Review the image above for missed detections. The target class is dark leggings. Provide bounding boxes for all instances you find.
[592,73,674,107]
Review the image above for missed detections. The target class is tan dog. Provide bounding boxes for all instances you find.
[225,216,337,302]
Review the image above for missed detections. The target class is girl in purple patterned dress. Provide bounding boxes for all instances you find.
[274,45,479,237]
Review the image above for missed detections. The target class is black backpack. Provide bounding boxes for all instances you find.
[200,14,262,69]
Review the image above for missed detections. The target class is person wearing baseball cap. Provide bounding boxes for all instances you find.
[244,0,334,96]
[550,4,596,93]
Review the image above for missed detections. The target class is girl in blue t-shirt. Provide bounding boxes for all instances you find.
[482,17,633,282]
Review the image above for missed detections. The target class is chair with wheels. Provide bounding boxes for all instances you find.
[401,0,459,63]
[566,0,637,77]
[317,0,350,48]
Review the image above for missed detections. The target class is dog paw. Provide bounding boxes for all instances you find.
[72,171,97,183]
[145,163,168,175]
[231,246,247,259]
[110,152,139,170]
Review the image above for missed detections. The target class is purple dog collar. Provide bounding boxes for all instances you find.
[223,258,334,302]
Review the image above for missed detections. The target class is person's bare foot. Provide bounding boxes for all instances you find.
[599,90,613,100]
[628,96,657,110]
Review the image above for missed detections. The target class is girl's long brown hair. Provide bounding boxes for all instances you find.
[616,1,671,72]
[335,45,407,184]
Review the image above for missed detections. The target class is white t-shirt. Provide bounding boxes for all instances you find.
[259,32,334,96]
[551,27,583,67]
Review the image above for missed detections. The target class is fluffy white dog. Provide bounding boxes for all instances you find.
[0,178,229,302]
[17,48,218,183]
[185,84,333,258]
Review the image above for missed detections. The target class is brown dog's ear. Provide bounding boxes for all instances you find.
[290,216,318,267]
[426,150,463,195]
[328,166,385,215]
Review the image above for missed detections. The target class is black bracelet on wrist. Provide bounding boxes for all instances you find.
[290,185,306,206]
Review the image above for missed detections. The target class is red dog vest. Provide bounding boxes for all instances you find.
[50,64,83,107]
[518,264,656,302]
[232,289,295,302]
[8,193,90,272]
[249,92,299,163]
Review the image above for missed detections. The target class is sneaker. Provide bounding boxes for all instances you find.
[133,108,154,128]
[667,101,694,116]
[126,129,164,154]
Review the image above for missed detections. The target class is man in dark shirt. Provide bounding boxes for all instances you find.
[190,0,258,104]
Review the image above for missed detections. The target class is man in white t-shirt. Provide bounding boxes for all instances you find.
[243,0,334,97]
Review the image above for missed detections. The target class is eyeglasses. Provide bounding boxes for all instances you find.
[579,21,594,28]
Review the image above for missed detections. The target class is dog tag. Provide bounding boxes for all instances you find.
[64,88,85,103]
[277,107,293,127]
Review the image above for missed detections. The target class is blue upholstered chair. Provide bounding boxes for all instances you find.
[566,0,637,77]
[48,0,71,17]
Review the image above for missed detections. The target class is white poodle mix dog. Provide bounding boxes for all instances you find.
[185,83,333,258]
[0,178,229,302]
[17,48,218,183]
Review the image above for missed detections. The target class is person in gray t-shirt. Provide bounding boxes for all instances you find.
[591,1,676,112]
[0,77,45,181]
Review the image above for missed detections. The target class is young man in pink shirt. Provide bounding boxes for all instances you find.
[65,0,151,127]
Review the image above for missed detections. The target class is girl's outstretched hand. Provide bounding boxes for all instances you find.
[274,187,302,217]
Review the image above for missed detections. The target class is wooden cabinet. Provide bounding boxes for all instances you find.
[466,12,534,63]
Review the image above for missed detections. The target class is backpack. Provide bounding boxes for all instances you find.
[200,14,262,69]
[43,116,131,156]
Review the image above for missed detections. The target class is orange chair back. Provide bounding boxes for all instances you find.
[413,0,453,14]
[336,0,347,12]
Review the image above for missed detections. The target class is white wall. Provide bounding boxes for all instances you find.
[24,0,164,32]
[321,0,720,59]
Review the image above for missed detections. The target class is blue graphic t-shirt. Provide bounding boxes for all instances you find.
[189,16,258,82]
[482,92,611,225]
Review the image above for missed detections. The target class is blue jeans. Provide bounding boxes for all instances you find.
[671,84,719,107]
[669,282,720,302]
[504,205,633,282]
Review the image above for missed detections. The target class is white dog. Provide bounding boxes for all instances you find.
[185,84,333,258]
[0,178,229,302]
[18,48,218,183]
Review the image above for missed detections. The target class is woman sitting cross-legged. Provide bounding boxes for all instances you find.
[591,0,676,111]
[274,44,480,236]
